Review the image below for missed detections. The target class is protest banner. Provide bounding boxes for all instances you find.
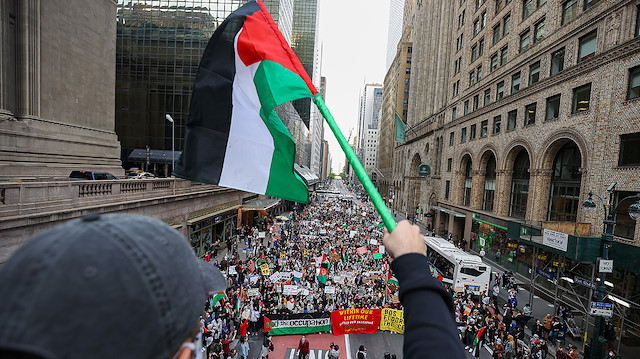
[370,238,378,245]
[269,272,281,282]
[260,263,270,275]
[331,308,382,335]
[280,251,287,259]
[379,308,405,334]
[283,285,299,295]
[228,265,237,275]
[263,312,331,336]
[373,253,383,259]
[247,288,260,297]
[379,245,386,253]
[324,286,336,294]
[356,246,368,255]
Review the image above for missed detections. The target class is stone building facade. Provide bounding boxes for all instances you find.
[381,0,640,351]
[0,0,123,178]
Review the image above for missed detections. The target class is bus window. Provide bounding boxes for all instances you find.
[426,247,455,280]
[460,267,485,277]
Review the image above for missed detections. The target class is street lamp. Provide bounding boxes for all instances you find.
[165,114,175,175]
[582,184,640,359]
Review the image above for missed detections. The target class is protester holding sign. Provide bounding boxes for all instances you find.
[383,220,466,358]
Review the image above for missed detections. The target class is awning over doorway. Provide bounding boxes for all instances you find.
[187,205,241,225]
[432,206,467,218]
[127,149,181,164]
[241,198,281,215]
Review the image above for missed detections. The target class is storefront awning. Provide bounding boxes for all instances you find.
[127,149,181,164]
[187,205,241,225]
[241,198,281,215]
[432,206,467,218]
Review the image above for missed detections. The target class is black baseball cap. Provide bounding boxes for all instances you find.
[0,213,226,359]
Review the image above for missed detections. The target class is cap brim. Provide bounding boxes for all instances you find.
[197,260,227,295]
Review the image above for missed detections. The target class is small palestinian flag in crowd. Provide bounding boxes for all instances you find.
[256,253,266,266]
[472,327,486,356]
[317,254,329,284]
[210,292,226,308]
[174,0,317,203]
[386,273,399,296]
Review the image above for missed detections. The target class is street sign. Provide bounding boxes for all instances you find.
[574,276,597,290]
[589,302,613,317]
[418,164,431,176]
[536,267,555,281]
[599,259,614,273]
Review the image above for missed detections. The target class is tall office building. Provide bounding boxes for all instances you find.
[115,0,306,176]
[385,0,405,70]
[0,0,122,178]
[356,84,383,176]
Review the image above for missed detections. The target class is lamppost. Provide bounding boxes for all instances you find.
[165,114,175,175]
[582,183,640,359]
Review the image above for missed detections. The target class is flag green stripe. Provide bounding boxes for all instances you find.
[253,60,311,203]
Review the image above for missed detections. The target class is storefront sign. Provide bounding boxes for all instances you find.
[589,302,613,317]
[575,276,597,290]
[599,259,614,273]
[536,267,555,281]
[264,312,331,336]
[418,164,431,176]
[542,229,568,252]
[379,308,405,334]
[331,308,382,335]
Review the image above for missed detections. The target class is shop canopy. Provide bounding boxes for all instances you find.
[432,206,466,218]
[241,198,281,215]
[127,149,181,165]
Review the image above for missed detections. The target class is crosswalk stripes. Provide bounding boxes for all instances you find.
[284,348,331,359]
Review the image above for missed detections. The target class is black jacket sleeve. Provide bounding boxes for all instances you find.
[391,253,466,359]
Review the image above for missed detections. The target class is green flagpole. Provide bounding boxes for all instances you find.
[314,94,397,232]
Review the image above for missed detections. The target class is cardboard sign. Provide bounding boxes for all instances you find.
[258,232,266,238]
[392,296,400,303]
[280,252,287,259]
[292,270,303,279]
[283,285,299,295]
[370,238,378,245]
[379,245,386,253]
[380,308,405,334]
[303,250,309,256]
[228,266,237,275]
[324,286,336,294]
[356,246,368,255]
[269,272,281,282]
[260,263,270,275]
[247,288,260,297]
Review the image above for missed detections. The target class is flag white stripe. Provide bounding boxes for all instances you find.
[219,29,274,193]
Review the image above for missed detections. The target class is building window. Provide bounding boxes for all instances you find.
[445,180,451,200]
[471,44,478,62]
[584,0,600,10]
[477,65,483,82]
[463,161,473,206]
[473,95,479,110]
[483,156,496,211]
[474,19,480,36]
[481,11,487,28]
[481,120,488,137]
[479,38,485,56]
[562,0,578,25]
[452,107,457,122]
[519,30,530,53]
[548,142,582,222]
[628,66,640,100]
[550,48,565,75]
[507,109,517,130]
[461,127,468,142]
[614,191,639,239]
[464,100,470,115]
[511,72,521,93]
[503,14,511,36]
[469,71,475,86]
[525,103,536,126]
[523,0,533,19]
[529,61,540,84]
[496,0,510,13]
[493,115,502,134]
[545,94,561,120]
[470,124,477,139]
[493,24,501,44]
[619,132,640,166]
[490,53,498,72]
[537,0,547,6]
[484,88,491,105]
[578,30,597,62]
[500,46,508,65]
[497,81,505,100]
[450,132,455,146]
[572,83,591,113]
[408,46,412,53]
[406,68,411,74]
[447,158,453,172]
[534,18,545,43]
[510,150,530,219]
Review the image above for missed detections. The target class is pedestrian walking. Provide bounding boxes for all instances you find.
[297,335,310,359]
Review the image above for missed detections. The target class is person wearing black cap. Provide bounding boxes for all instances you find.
[383,220,466,358]
[0,213,227,359]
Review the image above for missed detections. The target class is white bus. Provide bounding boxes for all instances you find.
[424,236,492,295]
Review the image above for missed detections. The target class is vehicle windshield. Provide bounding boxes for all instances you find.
[69,171,93,180]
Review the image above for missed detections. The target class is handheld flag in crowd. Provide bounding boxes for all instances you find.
[174,0,317,203]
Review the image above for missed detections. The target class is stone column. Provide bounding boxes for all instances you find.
[16,0,40,118]
[495,169,513,216]
[471,169,486,209]
[529,169,552,222]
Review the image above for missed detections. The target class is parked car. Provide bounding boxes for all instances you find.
[69,171,117,180]
[131,172,156,179]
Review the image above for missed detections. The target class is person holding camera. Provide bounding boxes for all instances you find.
[328,342,340,359]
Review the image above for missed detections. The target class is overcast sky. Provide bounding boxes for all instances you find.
[317,0,390,173]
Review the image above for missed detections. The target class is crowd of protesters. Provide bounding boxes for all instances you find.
[197,181,402,358]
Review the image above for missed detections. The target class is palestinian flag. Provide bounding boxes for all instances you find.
[318,254,329,284]
[257,253,266,266]
[211,292,226,308]
[386,273,398,296]
[174,0,318,203]
[472,327,485,356]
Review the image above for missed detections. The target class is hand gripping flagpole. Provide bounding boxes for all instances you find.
[314,94,397,232]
